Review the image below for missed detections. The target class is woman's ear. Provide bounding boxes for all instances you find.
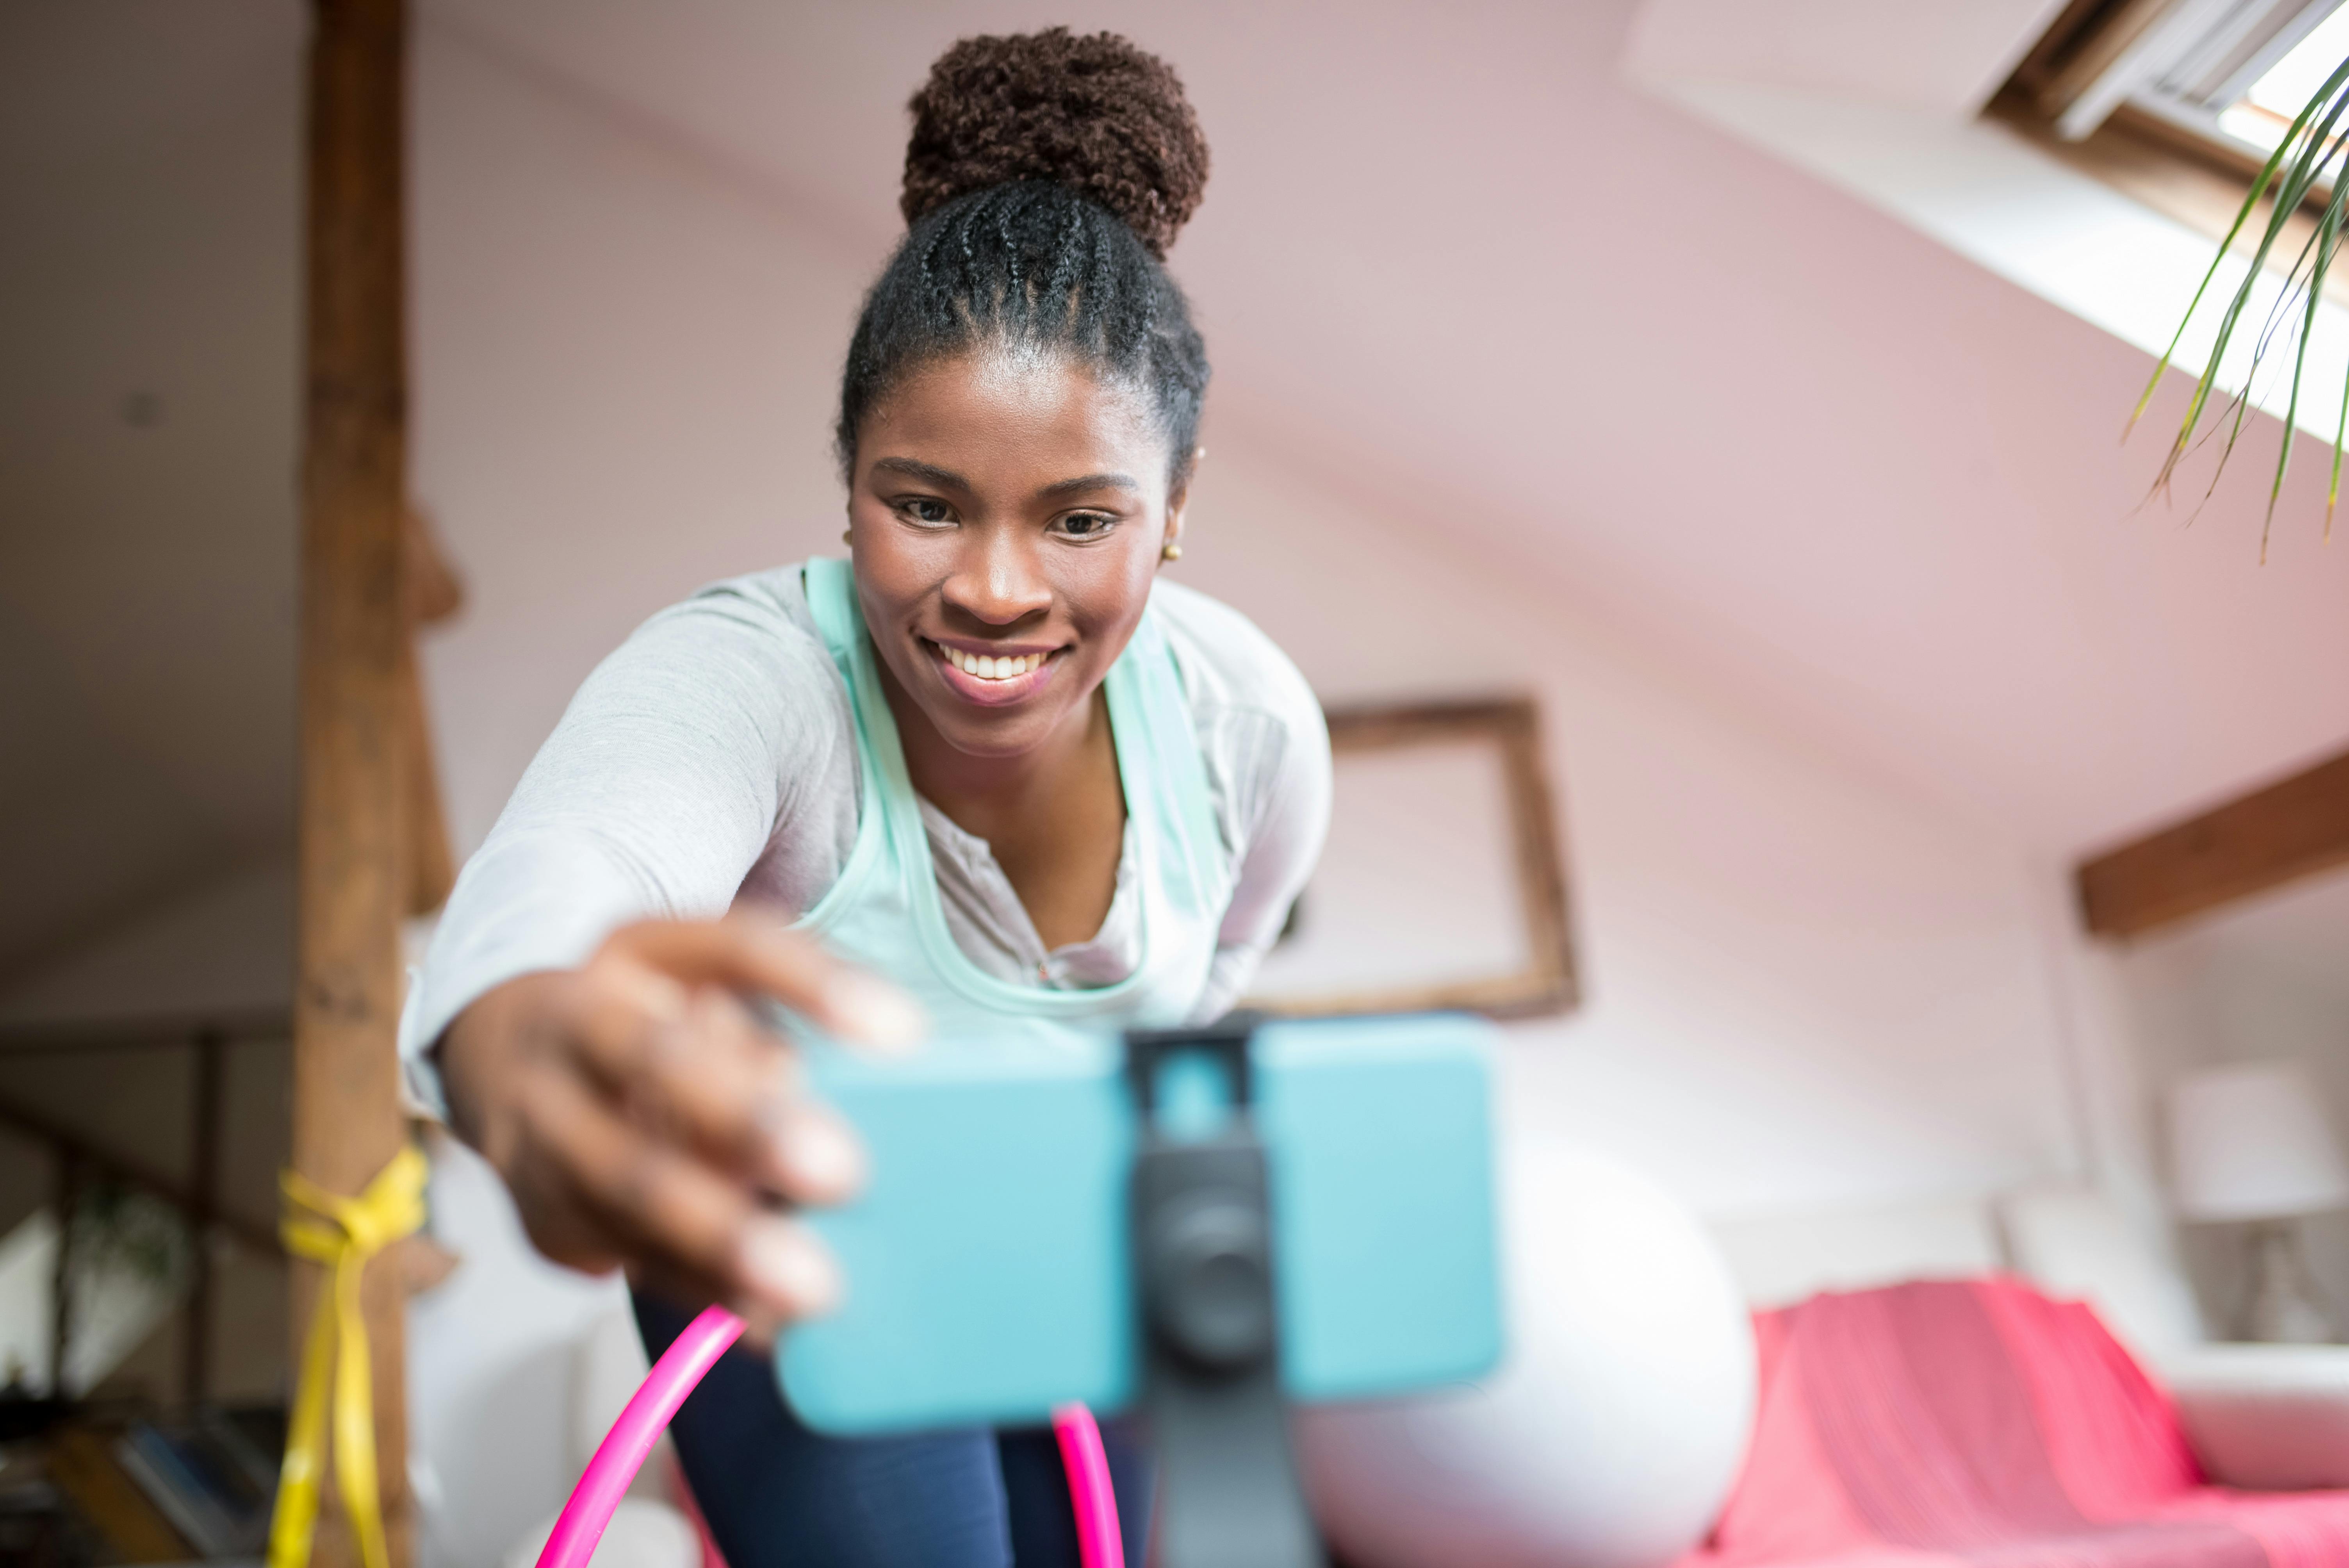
[1165,446,1204,538]
[1160,495,1189,562]
[1158,446,1203,563]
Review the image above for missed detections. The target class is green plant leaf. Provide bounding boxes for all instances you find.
[2138,51,2349,554]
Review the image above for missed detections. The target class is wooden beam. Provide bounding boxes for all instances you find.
[401,505,463,627]
[49,1429,197,1562]
[397,635,454,914]
[50,1149,80,1396]
[0,1008,289,1058]
[2077,747,2349,938]
[401,505,460,913]
[399,509,458,911]
[296,0,413,1564]
[183,1029,225,1408]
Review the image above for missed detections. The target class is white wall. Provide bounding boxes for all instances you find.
[408,31,871,1566]
[407,20,2101,1565]
[1177,441,2084,1215]
[410,22,870,859]
[2108,872,2349,1333]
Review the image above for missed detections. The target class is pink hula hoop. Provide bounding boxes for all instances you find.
[533,1306,1123,1568]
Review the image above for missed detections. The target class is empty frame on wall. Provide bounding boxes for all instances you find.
[1244,696,1577,1021]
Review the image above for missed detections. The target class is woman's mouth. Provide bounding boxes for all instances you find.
[923,637,1063,706]
[939,645,1047,680]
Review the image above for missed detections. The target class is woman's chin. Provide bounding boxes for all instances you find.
[925,699,1073,761]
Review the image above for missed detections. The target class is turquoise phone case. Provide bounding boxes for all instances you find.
[779,1013,1502,1435]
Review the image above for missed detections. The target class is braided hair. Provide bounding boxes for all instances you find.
[837,28,1212,493]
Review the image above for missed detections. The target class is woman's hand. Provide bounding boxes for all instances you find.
[438,915,923,1340]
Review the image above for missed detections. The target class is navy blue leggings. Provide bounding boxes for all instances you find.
[633,1292,1153,1568]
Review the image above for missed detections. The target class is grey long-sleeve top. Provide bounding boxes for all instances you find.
[397,564,1332,1118]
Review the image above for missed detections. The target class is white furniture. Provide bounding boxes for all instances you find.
[2171,1062,2349,1343]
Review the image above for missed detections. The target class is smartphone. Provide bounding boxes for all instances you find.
[777,1012,1503,1436]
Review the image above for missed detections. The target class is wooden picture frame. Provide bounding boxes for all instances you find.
[1243,695,1578,1021]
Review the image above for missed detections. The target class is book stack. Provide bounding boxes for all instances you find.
[113,1414,275,1560]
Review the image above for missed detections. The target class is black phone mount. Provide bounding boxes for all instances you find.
[1125,1017,1325,1568]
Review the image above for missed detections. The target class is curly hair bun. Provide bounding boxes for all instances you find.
[901,28,1208,258]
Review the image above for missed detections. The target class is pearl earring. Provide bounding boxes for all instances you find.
[1161,541,1183,562]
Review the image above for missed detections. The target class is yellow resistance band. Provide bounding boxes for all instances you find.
[267,1143,428,1568]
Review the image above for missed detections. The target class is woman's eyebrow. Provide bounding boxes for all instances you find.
[870,457,970,490]
[1036,471,1140,500]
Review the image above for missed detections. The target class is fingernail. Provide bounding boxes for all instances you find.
[777,1109,866,1199]
[824,972,926,1052]
[739,1220,841,1317]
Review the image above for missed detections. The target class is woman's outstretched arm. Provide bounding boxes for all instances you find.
[406,572,916,1336]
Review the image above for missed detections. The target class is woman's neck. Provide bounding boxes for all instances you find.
[879,662,1114,834]
[877,665,1127,951]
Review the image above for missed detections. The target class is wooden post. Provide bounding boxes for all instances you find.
[49,1149,80,1398]
[399,506,462,916]
[296,1,412,1565]
[182,1028,225,1409]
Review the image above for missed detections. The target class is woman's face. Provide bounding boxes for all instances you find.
[846,350,1184,763]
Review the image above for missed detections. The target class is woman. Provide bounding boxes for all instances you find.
[401,27,1330,1568]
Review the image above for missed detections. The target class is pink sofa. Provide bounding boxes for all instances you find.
[1679,1277,2349,1568]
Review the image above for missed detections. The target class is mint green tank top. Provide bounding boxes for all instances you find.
[790,557,1232,1034]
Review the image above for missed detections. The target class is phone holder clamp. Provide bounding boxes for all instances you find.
[1126,1017,1325,1568]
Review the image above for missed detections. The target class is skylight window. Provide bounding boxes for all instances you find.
[1998,0,2349,308]
[2056,0,2349,155]
[2215,2,2349,148]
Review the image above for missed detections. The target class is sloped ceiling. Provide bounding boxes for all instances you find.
[0,0,301,985]
[1625,0,2066,114]
[430,0,2349,859]
[5,0,2348,1009]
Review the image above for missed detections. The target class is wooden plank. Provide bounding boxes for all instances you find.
[397,635,454,915]
[48,1427,197,1563]
[0,1091,280,1260]
[2010,0,2174,119]
[183,1029,225,1407]
[2077,747,2349,937]
[401,506,460,914]
[295,1,413,1564]
[50,1149,80,1396]
[0,1008,289,1057]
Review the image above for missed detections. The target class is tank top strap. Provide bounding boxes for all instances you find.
[1109,606,1230,920]
[794,556,1225,1029]
[801,556,863,690]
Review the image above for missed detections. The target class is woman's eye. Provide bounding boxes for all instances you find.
[1055,512,1117,539]
[898,498,955,526]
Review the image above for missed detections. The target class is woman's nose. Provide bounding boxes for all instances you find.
[943,527,1053,626]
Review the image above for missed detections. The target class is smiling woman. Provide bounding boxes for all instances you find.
[397,26,1330,1568]
[850,355,1182,954]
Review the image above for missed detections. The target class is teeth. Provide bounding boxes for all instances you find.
[941,646,1046,681]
